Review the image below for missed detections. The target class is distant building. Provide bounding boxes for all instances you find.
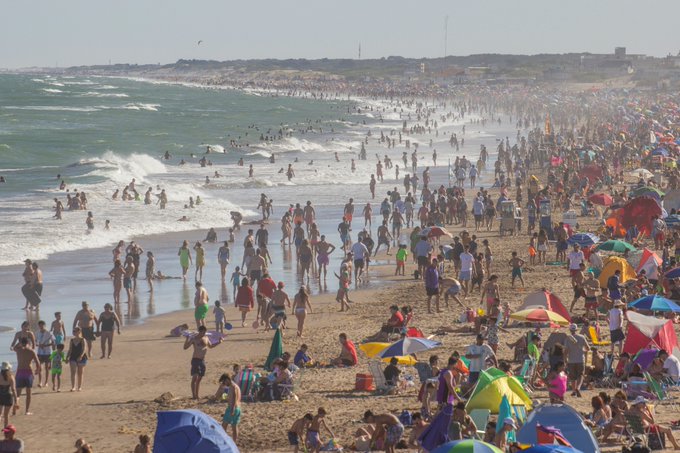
[615,47,626,59]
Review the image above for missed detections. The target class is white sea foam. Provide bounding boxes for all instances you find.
[82,91,129,98]
[122,103,160,111]
[42,88,63,94]
[3,106,100,112]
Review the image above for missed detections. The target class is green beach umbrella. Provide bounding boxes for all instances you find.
[264,328,283,371]
[431,439,503,453]
[596,240,636,253]
[630,186,664,199]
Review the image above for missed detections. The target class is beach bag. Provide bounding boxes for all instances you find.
[399,410,412,426]
[648,426,666,450]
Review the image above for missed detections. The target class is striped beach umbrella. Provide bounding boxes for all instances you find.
[628,295,680,313]
[510,308,570,327]
[377,337,442,358]
[566,233,599,248]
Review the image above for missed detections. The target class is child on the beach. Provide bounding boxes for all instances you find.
[395,244,408,276]
[307,407,335,453]
[221,373,242,442]
[228,228,235,243]
[334,265,352,312]
[134,434,151,453]
[231,267,245,299]
[508,251,525,287]
[529,233,537,265]
[288,413,313,453]
[50,312,65,345]
[213,300,226,333]
[49,343,66,391]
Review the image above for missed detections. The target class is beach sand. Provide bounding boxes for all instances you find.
[13,199,668,452]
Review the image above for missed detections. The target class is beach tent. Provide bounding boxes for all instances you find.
[154,409,239,453]
[518,290,571,322]
[597,256,636,288]
[516,404,599,453]
[623,311,678,355]
[264,329,283,371]
[465,368,532,414]
[633,248,662,280]
[620,196,662,236]
[663,189,680,211]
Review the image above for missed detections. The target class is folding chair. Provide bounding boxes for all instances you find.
[237,368,259,402]
[598,354,616,388]
[644,372,677,410]
[588,326,611,346]
[468,409,490,440]
[515,358,535,393]
[511,405,527,424]
[279,369,302,401]
[624,412,663,448]
[367,360,394,394]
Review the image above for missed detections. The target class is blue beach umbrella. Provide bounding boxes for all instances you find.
[566,233,599,248]
[154,409,239,453]
[664,267,680,279]
[651,147,669,157]
[665,215,680,227]
[628,295,680,313]
[521,446,584,453]
[377,337,441,358]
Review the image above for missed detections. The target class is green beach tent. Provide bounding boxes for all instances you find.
[465,368,532,414]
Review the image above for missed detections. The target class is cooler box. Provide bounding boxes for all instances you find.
[355,373,375,391]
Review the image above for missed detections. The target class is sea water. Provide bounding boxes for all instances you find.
[0,73,506,364]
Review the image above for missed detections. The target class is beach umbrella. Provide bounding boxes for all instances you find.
[587,193,613,206]
[377,337,441,358]
[664,267,680,279]
[665,215,680,227]
[633,348,659,370]
[595,240,636,253]
[422,226,453,238]
[264,329,283,371]
[154,409,240,453]
[651,147,669,157]
[358,342,417,365]
[521,446,584,453]
[566,233,599,248]
[630,186,664,200]
[510,308,569,326]
[430,439,503,453]
[626,168,654,179]
[519,290,571,322]
[628,295,680,313]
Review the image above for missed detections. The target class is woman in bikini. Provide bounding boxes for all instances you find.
[292,286,313,338]
[67,327,88,392]
[108,259,124,305]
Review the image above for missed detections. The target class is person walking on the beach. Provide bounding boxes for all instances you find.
[178,240,192,279]
[194,242,205,281]
[183,325,222,400]
[13,337,40,415]
[424,258,441,314]
[73,301,97,357]
[67,327,88,392]
[194,281,209,329]
[123,255,135,303]
[508,252,525,288]
[221,373,241,442]
[0,362,18,427]
[97,303,121,359]
[235,277,255,327]
[35,320,54,388]
[217,241,230,281]
[292,285,313,338]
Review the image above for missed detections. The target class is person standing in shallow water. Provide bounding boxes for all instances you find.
[178,240,192,279]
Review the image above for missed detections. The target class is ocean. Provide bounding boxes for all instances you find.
[0,73,505,365]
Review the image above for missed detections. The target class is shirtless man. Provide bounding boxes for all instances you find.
[344,198,355,228]
[221,374,242,441]
[13,338,40,416]
[362,203,373,229]
[73,301,98,357]
[363,411,404,453]
[53,198,64,219]
[307,408,334,453]
[10,322,35,351]
[303,201,316,233]
[123,255,135,303]
[315,236,336,280]
[183,325,222,399]
[21,260,33,310]
[373,221,393,256]
[569,263,586,311]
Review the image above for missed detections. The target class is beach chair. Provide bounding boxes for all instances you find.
[515,359,535,393]
[644,372,677,410]
[236,368,259,402]
[623,412,663,448]
[279,369,302,401]
[367,360,394,394]
[468,409,490,440]
[588,326,611,346]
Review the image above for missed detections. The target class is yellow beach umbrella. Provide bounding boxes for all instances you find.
[510,308,569,327]
[359,342,417,365]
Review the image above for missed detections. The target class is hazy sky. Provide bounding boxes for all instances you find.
[3,0,679,68]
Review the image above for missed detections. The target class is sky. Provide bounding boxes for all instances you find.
[3,0,679,68]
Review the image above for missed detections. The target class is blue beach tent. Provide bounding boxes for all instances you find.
[516,404,599,453]
[154,409,239,453]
